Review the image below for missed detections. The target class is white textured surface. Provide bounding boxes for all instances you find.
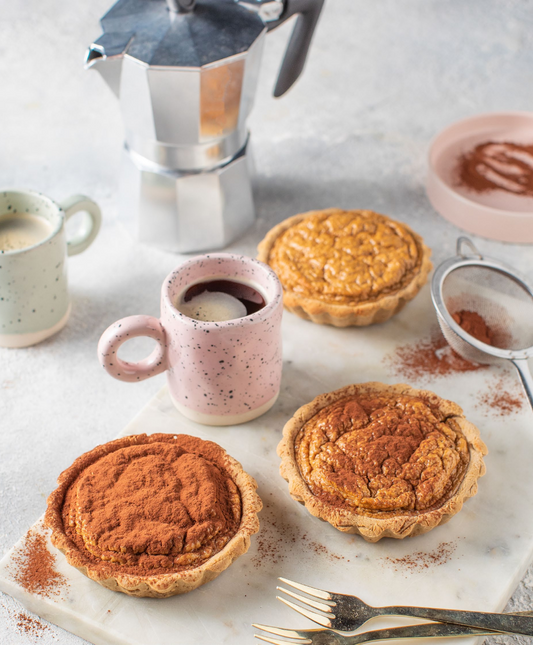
[0,358,533,645]
[1,0,533,643]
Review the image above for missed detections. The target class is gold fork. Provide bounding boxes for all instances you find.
[276,578,533,636]
[253,620,520,645]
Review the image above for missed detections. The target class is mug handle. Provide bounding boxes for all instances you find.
[98,315,169,382]
[59,194,102,256]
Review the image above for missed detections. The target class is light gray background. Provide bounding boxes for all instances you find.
[1,0,533,643]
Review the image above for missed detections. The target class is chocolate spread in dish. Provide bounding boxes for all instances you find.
[456,141,533,197]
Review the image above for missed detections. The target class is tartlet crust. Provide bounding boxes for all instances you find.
[45,433,262,598]
[257,209,433,327]
[277,383,487,542]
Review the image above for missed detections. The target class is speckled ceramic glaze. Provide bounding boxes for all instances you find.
[98,254,283,426]
[0,190,101,348]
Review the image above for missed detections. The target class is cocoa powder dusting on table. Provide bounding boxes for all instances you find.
[10,528,67,598]
[16,612,56,640]
[383,541,458,573]
[386,331,483,380]
[386,310,495,380]
[1,598,57,641]
[477,376,524,416]
[251,499,348,569]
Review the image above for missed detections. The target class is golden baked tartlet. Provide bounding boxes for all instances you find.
[45,433,261,597]
[278,383,486,541]
[257,208,432,326]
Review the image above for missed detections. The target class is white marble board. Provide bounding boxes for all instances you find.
[1,286,533,645]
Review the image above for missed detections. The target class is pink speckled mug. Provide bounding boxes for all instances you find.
[98,254,283,426]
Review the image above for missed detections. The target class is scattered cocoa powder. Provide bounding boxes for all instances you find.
[385,330,484,380]
[10,528,67,599]
[15,612,56,640]
[382,541,458,573]
[0,598,58,641]
[300,533,346,561]
[477,376,524,416]
[251,499,348,569]
[386,310,497,380]
[251,499,298,569]
[456,141,533,197]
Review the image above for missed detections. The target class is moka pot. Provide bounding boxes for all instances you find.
[86,0,324,252]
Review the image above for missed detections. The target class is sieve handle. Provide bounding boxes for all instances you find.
[456,236,483,259]
[512,358,533,414]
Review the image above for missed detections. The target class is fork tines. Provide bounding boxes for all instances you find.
[253,623,312,645]
[276,578,335,628]
[278,578,333,601]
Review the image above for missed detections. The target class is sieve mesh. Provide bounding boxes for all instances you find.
[432,239,533,412]
[439,264,533,364]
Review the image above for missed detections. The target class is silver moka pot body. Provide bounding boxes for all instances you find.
[87,0,323,252]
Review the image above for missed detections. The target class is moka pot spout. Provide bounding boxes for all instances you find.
[85,32,132,98]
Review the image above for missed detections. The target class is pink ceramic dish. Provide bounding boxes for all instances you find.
[427,111,533,243]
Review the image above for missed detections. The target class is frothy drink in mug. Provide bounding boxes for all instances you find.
[176,279,266,322]
[0,212,54,252]
[0,189,101,348]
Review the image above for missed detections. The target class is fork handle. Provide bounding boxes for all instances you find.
[380,606,533,636]
[345,622,503,645]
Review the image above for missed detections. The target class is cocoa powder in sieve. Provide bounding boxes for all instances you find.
[452,310,494,345]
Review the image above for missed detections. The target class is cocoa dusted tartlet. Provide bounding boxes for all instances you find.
[45,433,261,597]
[278,383,487,541]
[257,208,432,326]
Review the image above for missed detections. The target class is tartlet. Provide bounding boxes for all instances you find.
[278,383,487,541]
[257,208,432,326]
[45,433,261,597]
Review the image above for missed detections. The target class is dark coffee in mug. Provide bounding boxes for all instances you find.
[98,253,283,425]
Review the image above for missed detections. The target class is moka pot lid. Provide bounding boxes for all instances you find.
[98,0,265,68]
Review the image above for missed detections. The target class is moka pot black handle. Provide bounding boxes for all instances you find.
[268,0,324,97]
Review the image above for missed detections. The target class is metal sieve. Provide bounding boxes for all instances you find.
[431,236,533,412]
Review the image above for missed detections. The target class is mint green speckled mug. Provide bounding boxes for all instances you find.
[0,189,101,348]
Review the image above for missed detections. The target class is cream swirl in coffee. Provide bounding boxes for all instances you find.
[177,279,266,322]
